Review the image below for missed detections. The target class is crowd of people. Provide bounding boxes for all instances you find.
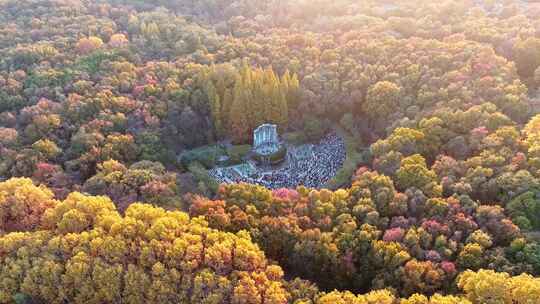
[209,133,346,189]
[208,163,256,184]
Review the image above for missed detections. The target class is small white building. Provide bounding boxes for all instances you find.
[253,123,280,156]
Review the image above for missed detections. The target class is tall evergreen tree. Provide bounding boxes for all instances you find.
[222,88,234,130]
[282,70,300,111]
[278,82,289,128]
[230,76,249,143]
[206,82,223,138]
[251,70,266,127]
[208,64,300,141]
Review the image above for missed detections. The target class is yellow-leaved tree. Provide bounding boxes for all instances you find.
[0,179,290,304]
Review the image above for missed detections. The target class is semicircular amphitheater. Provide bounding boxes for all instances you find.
[209,123,346,189]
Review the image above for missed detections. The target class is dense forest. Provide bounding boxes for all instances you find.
[0,0,540,303]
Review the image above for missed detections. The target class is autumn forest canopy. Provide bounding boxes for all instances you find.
[1,0,540,303]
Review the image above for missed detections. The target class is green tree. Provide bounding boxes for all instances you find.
[363,81,401,123]
[396,154,442,197]
[513,37,540,80]
[230,76,250,143]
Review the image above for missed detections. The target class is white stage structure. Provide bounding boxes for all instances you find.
[253,123,280,156]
